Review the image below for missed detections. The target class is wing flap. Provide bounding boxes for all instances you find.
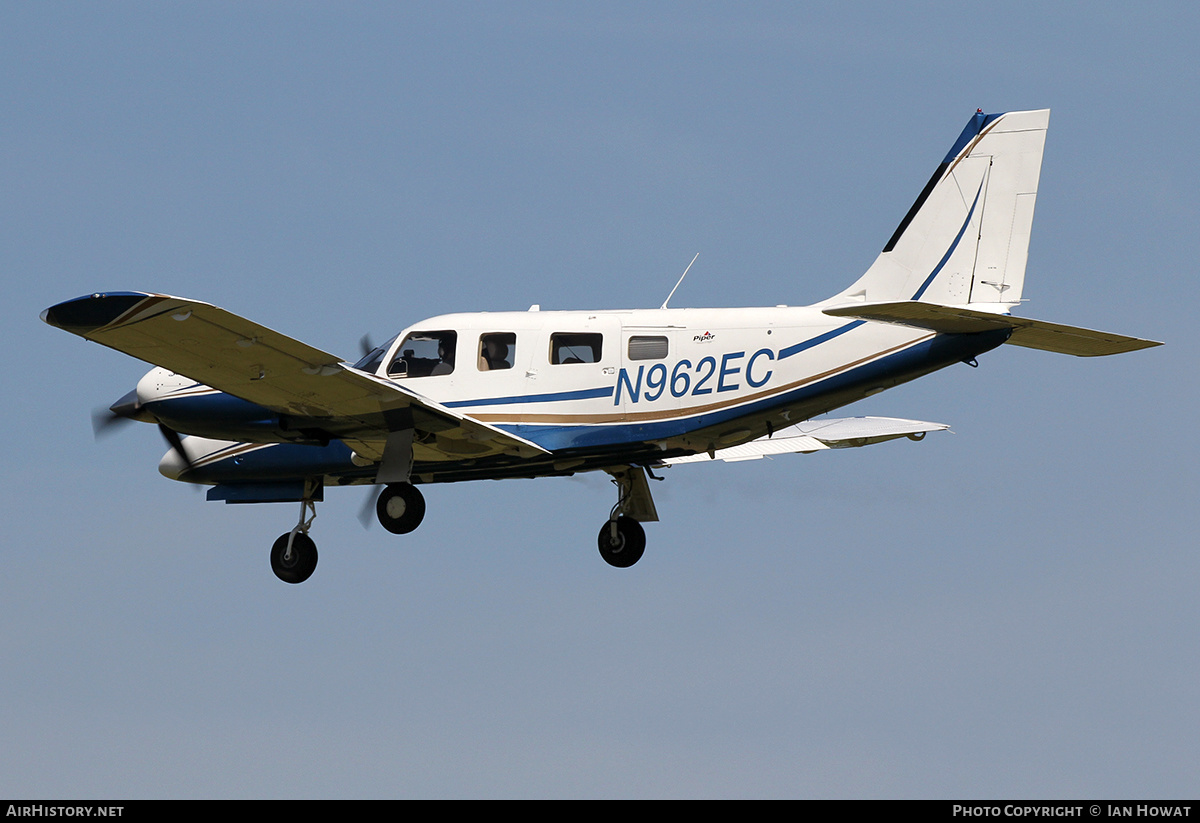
[823,301,1161,356]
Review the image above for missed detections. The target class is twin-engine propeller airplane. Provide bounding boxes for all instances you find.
[43,108,1160,583]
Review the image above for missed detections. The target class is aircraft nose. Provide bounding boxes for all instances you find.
[109,388,145,420]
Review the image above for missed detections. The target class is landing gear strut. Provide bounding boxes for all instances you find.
[376,482,426,534]
[597,466,660,568]
[271,491,319,584]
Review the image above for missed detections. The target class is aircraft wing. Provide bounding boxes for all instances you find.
[41,291,548,460]
[823,301,1162,356]
[661,416,948,464]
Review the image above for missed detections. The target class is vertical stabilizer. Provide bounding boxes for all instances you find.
[826,109,1049,309]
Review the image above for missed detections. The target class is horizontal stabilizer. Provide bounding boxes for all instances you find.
[661,416,948,465]
[823,301,1162,357]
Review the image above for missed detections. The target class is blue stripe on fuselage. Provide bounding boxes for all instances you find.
[777,321,865,359]
[445,322,866,410]
[443,386,614,409]
[496,330,1010,451]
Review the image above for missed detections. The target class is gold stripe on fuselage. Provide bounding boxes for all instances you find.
[469,333,933,426]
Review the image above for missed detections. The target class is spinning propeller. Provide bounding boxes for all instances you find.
[92,389,195,475]
[155,423,195,475]
[91,389,142,438]
[355,332,385,528]
[358,487,383,529]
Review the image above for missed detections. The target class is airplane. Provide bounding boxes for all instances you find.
[42,108,1161,584]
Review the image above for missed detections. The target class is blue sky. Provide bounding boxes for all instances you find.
[3,2,1196,798]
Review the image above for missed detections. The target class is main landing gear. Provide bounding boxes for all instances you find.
[268,481,428,584]
[265,468,661,580]
[597,466,660,569]
[271,495,319,584]
[270,479,429,583]
[376,482,426,534]
[597,516,646,568]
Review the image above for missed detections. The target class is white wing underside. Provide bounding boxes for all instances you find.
[662,416,948,464]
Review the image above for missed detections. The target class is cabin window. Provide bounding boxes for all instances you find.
[479,332,516,371]
[627,335,668,361]
[387,331,457,378]
[550,333,602,365]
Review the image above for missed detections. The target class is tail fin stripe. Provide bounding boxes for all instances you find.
[941,110,1000,162]
[883,163,946,253]
[910,180,984,300]
[883,110,1002,254]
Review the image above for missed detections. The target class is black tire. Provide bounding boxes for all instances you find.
[597,516,646,568]
[376,483,426,535]
[271,532,318,584]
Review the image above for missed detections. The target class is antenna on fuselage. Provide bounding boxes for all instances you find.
[660,252,699,310]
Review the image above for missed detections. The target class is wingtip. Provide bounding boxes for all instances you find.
[41,292,154,333]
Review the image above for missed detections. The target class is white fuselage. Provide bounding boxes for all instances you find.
[371,304,946,456]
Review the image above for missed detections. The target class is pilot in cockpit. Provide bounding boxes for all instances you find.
[430,340,454,375]
[387,331,457,378]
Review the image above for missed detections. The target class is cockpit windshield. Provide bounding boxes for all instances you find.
[387,331,457,378]
[352,334,398,373]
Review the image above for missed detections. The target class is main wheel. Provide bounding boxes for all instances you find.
[597,516,646,568]
[271,532,318,584]
[376,483,426,534]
